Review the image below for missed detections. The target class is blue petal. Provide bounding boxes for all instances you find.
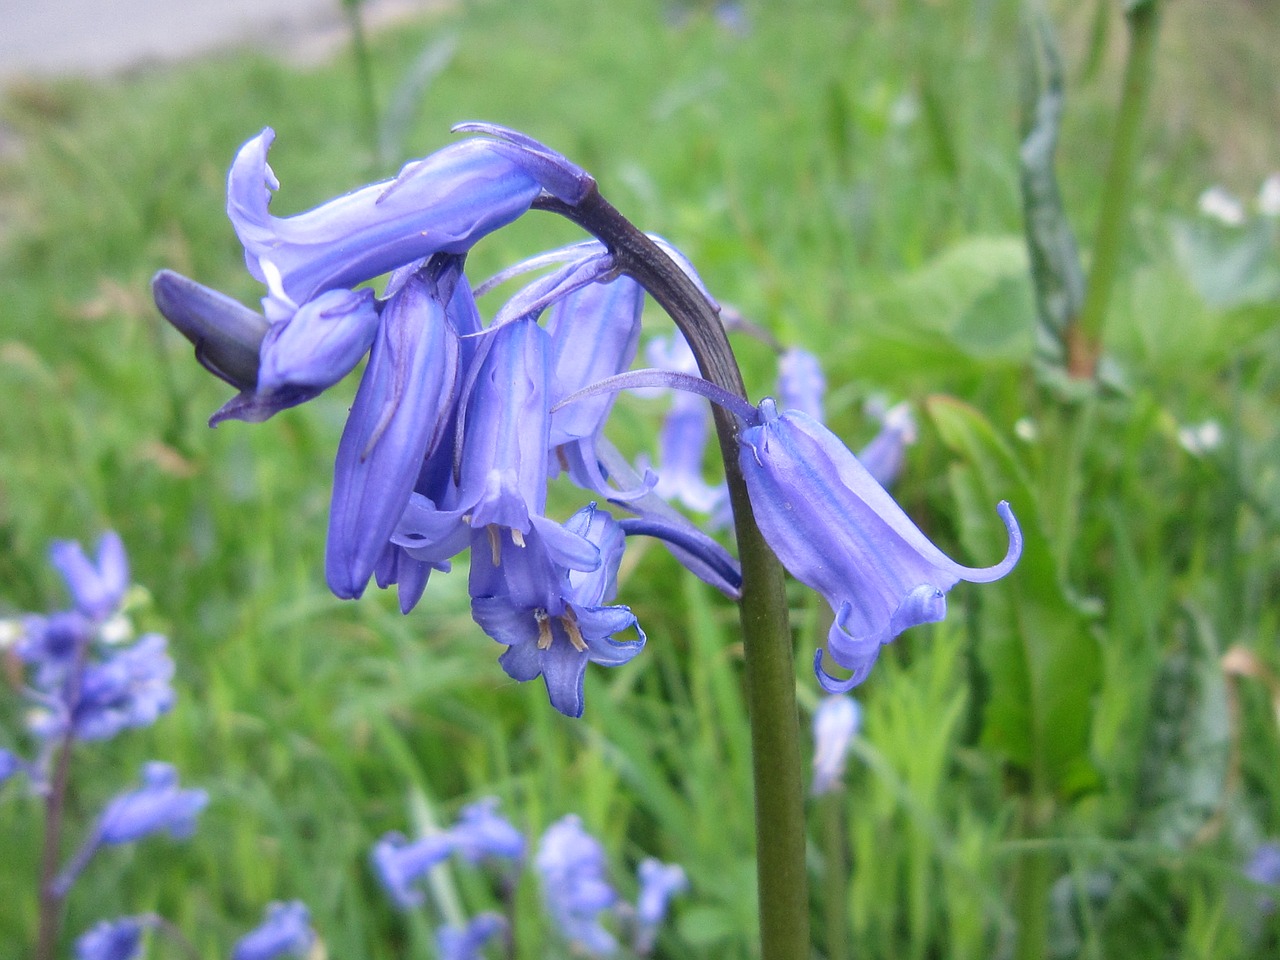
[740,401,1021,688]
[257,287,379,392]
[325,264,461,598]
[228,129,540,309]
[152,269,266,390]
[456,317,552,534]
[473,597,542,648]
[538,642,590,718]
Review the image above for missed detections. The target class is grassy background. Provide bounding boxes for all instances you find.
[1,0,1279,956]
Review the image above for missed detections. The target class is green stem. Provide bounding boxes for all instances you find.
[1012,772,1054,960]
[823,792,850,960]
[1071,0,1162,378]
[536,191,810,960]
[341,0,380,159]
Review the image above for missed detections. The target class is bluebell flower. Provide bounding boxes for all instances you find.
[75,916,147,960]
[231,901,315,960]
[536,815,618,956]
[0,748,20,785]
[457,316,555,537]
[152,269,268,393]
[811,695,861,796]
[546,276,645,493]
[857,399,916,488]
[470,504,644,718]
[96,762,208,844]
[50,532,128,622]
[17,610,93,686]
[1247,843,1280,914]
[632,859,688,954]
[75,633,175,740]
[645,334,724,514]
[436,913,506,960]
[257,286,380,393]
[450,797,526,864]
[227,130,542,319]
[325,259,462,600]
[371,831,454,909]
[396,315,600,577]
[775,347,826,424]
[738,399,1022,692]
[152,270,318,426]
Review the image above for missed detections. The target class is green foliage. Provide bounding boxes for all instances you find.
[2,0,1279,957]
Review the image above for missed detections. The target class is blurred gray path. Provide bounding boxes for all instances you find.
[0,0,426,81]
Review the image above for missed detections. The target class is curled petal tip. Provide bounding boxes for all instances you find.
[960,500,1023,584]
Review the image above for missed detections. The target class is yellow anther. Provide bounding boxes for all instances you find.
[561,605,587,653]
[486,525,502,566]
[534,608,554,650]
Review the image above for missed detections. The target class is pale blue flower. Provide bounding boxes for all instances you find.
[546,276,644,494]
[0,748,20,785]
[436,913,506,960]
[632,859,687,954]
[371,832,454,909]
[450,797,526,864]
[645,334,724,514]
[536,815,618,956]
[231,901,314,960]
[97,762,207,844]
[775,347,825,423]
[227,129,541,320]
[50,532,128,622]
[811,695,861,796]
[857,399,916,488]
[75,916,147,960]
[256,286,380,393]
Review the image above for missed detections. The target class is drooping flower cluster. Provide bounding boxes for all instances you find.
[372,800,685,957]
[153,123,1021,710]
[0,535,202,900]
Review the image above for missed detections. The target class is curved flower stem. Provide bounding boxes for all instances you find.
[536,191,810,960]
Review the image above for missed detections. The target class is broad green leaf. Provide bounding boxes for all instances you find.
[927,396,1100,800]
[873,236,1036,363]
[1169,216,1280,311]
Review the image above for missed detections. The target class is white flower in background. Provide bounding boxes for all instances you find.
[1198,186,1246,226]
[1177,420,1223,457]
[1258,174,1280,218]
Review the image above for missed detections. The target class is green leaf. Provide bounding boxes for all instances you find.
[1136,604,1232,849]
[1170,216,1280,311]
[927,396,1101,800]
[873,236,1037,363]
[1018,3,1086,360]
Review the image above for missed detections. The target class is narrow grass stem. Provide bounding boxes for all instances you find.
[341,0,380,161]
[1071,0,1163,378]
[822,792,850,960]
[535,190,811,960]
[1012,788,1055,960]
